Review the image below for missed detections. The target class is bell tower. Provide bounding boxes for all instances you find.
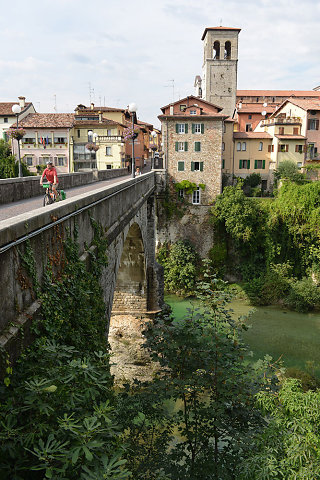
[201,27,240,117]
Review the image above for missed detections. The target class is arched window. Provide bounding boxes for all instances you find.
[259,142,263,151]
[213,41,220,60]
[237,141,241,151]
[224,41,231,59]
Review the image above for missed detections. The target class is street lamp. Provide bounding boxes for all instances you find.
[150,131,157,170]
[128,102,138,178]
[12,104,22,177]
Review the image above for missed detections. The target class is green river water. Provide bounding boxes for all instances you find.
[165,294,320,376]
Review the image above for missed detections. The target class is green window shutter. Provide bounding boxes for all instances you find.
[262,160,265,169]
[222,159,225,169]
[200,162,203,171]
[192,124,195,134]
[185,124,188,133]
[191,161,194,171]
[175,142,178,152]
[176,124,179,134]
[178,161,184,171]
[239,160,242,169]
[248,160,250,169]
[185,142,188,151]
[201,123,204,134]
[195,142,201,152]
[254,160,257,169]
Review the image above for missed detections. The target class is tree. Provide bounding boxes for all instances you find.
[240,378,320,479]
[119,273,278,479]
[274,160,305,184]
[0,139,32,178]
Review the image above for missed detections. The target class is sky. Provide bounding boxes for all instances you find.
[1,0,320,128]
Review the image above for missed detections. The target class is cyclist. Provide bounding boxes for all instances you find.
[40,160,59,198]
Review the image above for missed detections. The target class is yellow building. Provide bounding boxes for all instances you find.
[70,108,126,172]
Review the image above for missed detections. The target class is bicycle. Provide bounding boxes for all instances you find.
[42,183,66,206]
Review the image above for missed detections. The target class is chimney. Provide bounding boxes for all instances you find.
[90,103,94,110]
[169,105,174,115]
[18,96,26,108]
[99,112,102,123]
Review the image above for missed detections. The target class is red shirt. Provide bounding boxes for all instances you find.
[42,167,58,184]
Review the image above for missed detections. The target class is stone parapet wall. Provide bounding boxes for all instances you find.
[112,291,147,312]
[0,168,128,205]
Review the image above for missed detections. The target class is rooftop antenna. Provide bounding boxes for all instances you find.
[88,82,94,104]
[104,96,106,107]
[219,18,223,26]
[164,79,175,102]
[53,94,57,112]
[36,101,40,112]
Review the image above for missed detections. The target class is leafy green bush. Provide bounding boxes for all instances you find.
[284,277,320,312]
[0,341,130,479]
[274,160,306,184]
[0,139,33,178]
[157,240,199,294]
[244,263,292,306]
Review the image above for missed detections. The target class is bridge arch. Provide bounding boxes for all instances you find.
[112,222,147,313]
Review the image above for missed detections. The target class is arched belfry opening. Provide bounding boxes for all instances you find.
[224,41,231,59]
[112,223,147,313]
[213,41,220,59]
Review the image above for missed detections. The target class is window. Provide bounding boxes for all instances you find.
[77,129,80,138]
[190,110,197,115]
[248,114,252,119]
[279,127,284,135]
[57,157,65,166]
[237,142,241,151]
[177,161,185,171]
[242,142,246,151]
[256,97,259,102]
[278,144,288,152]
[107,129,112,136]
[175,141,188,152]
[245,124,252,132]
[308,119,319,130]
[23,137,35,144]
[259,142,263,151]
[213,41,220,60]
[192,187,201,205]
[297,162,302,168]
[25,156,33,166]
[224,41,231,59]
[308,143,316,158]
[295,145,303,153]
[268,144,274,152]
[222,142,225,151]
[192,123,204,134]
[194,141,201,152]
[106,146,112,156]
[222,159,225,169]
[54,137,67,144]
[178,189,184,198]
[4,117,8,123]
[272,97,275,103]
[254,159,265,169]
[191,161,203,171]
[106,164,112,169]
[180,104,186,112]
[293,127,299,135]
[239,159,250,169]
[176,123,188,134]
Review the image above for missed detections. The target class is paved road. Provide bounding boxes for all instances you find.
[0,174,132,222]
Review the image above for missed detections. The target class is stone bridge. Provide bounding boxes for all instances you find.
[0,171,165,359]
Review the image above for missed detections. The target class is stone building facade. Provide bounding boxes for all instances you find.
[159,96,227,204]
[200,27,240,118]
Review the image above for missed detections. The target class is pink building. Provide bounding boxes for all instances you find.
[14,113,74,174]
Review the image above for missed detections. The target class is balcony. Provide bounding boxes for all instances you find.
[97,135,124,142]
[261,116,302,127]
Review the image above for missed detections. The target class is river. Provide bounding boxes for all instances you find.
[165,294,320,376]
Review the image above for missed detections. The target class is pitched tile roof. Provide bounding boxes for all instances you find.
[237,90,320,98]
[18,113,74,128]
[237,103,277,114]
[275,134,307,140]
[160,95,223,113]
[0,102,32,116]
[281,98,320,111]
[74,118,123,127]
[233,132,272,139]
[75,105,125,113]
[202,26,241,40]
